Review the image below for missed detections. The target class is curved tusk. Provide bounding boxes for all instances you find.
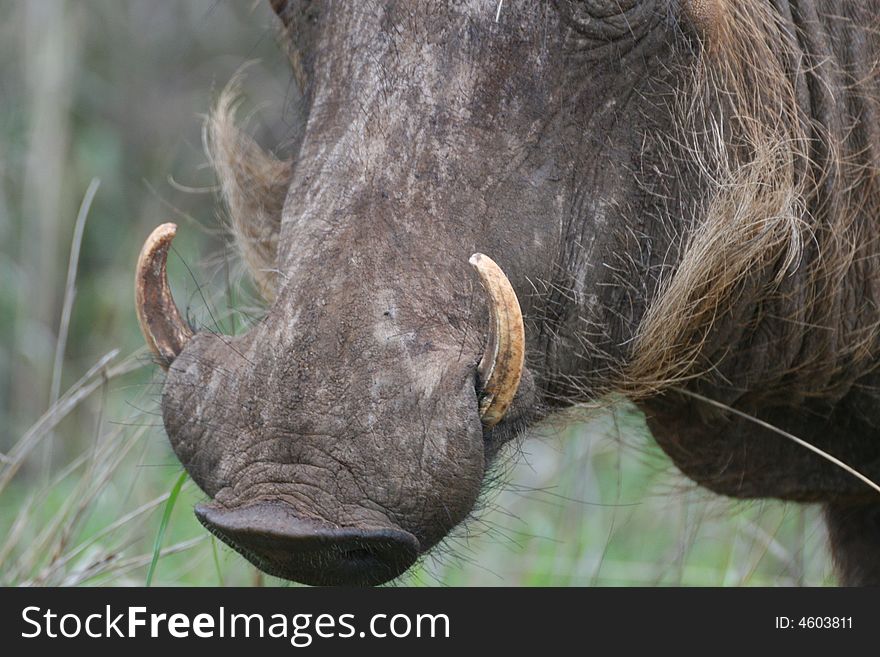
[135,223,193,369]
[469,253,525,427]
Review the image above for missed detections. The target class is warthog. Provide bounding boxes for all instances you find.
[136,0,880,585]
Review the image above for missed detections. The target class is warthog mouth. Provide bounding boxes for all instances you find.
[195,501,421,586]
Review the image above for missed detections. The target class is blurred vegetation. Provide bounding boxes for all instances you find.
[0,0,835,586]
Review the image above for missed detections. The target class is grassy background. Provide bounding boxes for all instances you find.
[0,0,835,586]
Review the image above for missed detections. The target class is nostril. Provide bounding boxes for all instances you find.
[195,501,420,586]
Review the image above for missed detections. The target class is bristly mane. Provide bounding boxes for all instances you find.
[627,1,880,408]
[204,72,292,303]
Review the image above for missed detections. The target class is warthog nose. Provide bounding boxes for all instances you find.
[194,502,420,586]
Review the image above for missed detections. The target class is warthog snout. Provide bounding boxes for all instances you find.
[195,502,420,586]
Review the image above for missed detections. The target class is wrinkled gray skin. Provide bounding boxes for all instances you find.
[161,0,880,585]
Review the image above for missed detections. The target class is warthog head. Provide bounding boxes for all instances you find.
[136,0,880,585]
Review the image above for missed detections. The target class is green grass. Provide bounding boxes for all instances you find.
[146,470,188,587]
